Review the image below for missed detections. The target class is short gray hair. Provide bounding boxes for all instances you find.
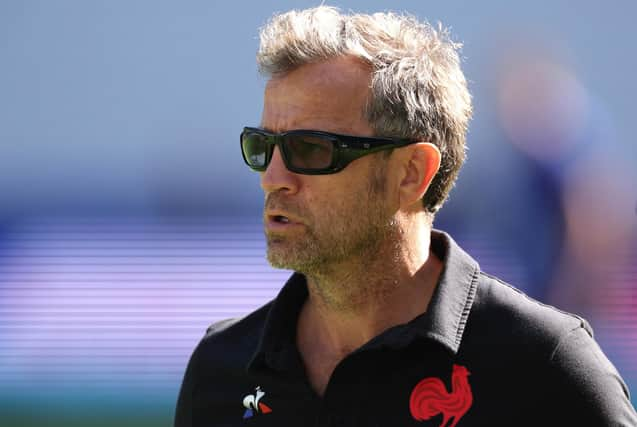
[257,6,472,213]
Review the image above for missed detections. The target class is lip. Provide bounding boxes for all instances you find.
[265,210,303,223]
[264,210,304,231]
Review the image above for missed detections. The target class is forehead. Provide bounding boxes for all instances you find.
[261,56,374,135]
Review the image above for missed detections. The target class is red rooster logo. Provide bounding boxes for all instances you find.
[409,364,473,427]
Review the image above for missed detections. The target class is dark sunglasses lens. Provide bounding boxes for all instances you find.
[284,135,333,170]
[242,132,268,169]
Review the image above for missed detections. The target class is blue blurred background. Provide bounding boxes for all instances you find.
[1,1,635,425]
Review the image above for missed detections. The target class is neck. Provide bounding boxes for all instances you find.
[297,213,442,357]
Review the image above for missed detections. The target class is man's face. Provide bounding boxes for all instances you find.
[260,57,399,274]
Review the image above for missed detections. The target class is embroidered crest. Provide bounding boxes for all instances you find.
[409,364,473,427]
[243,386,273,419]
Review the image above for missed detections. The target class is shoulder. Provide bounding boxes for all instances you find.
[460,271,591,375]
[189,301,273,372]
[204,302,272,342]
[462,272,636,423]
[174,303,274,427]
[466,271,591,352]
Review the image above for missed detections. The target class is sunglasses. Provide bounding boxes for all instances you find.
[240,127,416,175]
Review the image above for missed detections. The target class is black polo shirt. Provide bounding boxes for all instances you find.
[174,230,637,426]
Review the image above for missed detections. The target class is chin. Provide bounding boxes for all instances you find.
[267,248,316,273]
[266,247,295,270]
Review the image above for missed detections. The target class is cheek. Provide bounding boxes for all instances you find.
[319,178,358,199]
[302,181,348,219]
[301,166,375,218]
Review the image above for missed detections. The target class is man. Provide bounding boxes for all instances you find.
[175,6,637,426]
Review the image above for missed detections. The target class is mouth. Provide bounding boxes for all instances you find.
[265,211,302,230]
[272,215,290,224]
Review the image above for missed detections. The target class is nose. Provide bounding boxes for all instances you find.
[260,146,300,194]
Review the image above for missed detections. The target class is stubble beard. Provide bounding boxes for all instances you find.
[266,211,393,276]
[265,163,396,277]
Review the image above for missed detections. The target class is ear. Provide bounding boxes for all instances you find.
[398,143,441,209]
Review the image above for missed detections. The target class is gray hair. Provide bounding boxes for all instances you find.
[257,6,472,213]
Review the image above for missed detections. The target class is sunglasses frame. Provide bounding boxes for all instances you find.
[240,127,417,175]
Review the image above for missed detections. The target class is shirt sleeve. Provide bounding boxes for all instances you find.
[546,325,637,426]
[173,319,238,427]
[174,340,203,427]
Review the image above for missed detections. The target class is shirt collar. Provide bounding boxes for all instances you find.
[247,229,480,375]
[418,229,480,353]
